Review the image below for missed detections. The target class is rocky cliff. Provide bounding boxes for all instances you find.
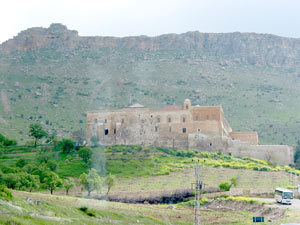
[2,23,300,67]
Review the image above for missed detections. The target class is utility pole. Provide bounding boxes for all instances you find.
[194,162,202,225]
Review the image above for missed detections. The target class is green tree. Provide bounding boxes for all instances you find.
[105,173,115,195]
[2,173,21,190]
[63,178,75,195]
[16,159,27,168]
[29,123,48,147]
[58,139,75,154]
[19,173,40,192]
[45,172,62,195]
[78,147,92,163]
[79,169,102,196]
[46,161,58,172]
[294,141,300,164]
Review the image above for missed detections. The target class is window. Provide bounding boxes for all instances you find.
[121,119,124,123]
[183,117,186,123]
[104,129,109,135]
[213,115,216,120]
[196,116,199,121]
[206,115,209,120]
[182,128,186,133]
[114,129,116,134]
[186,105,189,109]
[104,119,107,123]
[94,119,98,123]
[157,117,160,123]
[168,117,171,123]
[197,128,201,132]
[155,126,158,132]
[169,127,172,132]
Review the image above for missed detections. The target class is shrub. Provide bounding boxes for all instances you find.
[58,139,75,154]
[219,182,231,191]
[78,206,96,217]
[0,185,12,200]
[16,159,27,168]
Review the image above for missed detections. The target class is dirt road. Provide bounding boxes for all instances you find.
[256,198,300,211]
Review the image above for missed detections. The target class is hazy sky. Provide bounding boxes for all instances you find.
[1,0,300,44]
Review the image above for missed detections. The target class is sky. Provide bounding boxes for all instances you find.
[1,0,300,44]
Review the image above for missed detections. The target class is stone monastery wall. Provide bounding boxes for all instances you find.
[87,99,293,165]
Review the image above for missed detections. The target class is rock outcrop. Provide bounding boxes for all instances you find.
[1,23,300,67]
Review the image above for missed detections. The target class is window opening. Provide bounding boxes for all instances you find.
[182,128,186,133]
[104,129,109,135]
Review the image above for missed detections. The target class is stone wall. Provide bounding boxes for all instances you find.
[188,133,293,165]
[229,132,259,145]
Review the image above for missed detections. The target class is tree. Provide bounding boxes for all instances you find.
[58,139,75,154]
[79,169,102,196]
[294,141,300,164]
[63,178,75,195]
[78,147,92,163]
[16,159,27,168]
[29,123,48,147]
[2,173,21,190]
[105,173,115,195]
[19,173,40,192]
[45,172,62,195]
[46,161,58,172]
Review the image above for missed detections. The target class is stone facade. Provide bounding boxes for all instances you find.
[87,99,293,165]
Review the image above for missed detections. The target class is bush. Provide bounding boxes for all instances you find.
[219,182,231,191]
[78,206,96,217]
[16,159,27,168]
[0,185,13,200]
[58,139,75,154]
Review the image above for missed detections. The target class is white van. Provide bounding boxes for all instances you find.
[275,188,293,205]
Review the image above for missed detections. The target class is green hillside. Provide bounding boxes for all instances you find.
[0,24,300,145]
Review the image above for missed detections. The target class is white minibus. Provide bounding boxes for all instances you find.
[275,188,293,205]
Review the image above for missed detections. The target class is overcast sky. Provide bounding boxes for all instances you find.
[1,0,300,44]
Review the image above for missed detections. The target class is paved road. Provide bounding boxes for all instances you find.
[255,198,300,211]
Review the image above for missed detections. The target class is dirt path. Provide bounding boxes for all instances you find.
[255,198,300,211]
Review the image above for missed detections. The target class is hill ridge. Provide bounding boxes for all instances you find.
[1,23,300,67]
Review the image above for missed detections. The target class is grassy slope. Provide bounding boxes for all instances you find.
[0,48,300,145]
[0,145,298,195]
[0,190,286,225]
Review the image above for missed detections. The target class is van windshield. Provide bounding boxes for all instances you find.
[283,192,293,199]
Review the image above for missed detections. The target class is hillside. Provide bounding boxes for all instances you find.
[0,23,300,144]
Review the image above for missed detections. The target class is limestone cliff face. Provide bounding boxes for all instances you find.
[1,23,300,67]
